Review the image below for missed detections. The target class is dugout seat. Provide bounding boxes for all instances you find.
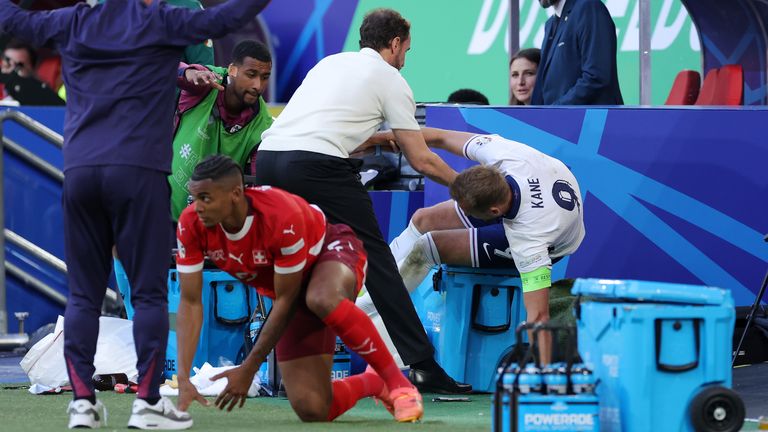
[713,64,744,105]
[36,56,62,91]
[665,70,700,105]
[694,68,719,105]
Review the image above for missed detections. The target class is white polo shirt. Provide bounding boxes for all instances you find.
[259,48,421,158]
[463,134,585,274]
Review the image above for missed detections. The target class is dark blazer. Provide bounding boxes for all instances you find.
[531,0,624,105]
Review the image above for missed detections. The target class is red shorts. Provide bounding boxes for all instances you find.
[275,223,367,362]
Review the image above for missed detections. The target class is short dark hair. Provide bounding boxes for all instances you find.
[448,89,489,105]
[231,40,271,65]
[4,38,37,68]
[191,155,243,183]
[450,165,510,213]
[359,8,410,51]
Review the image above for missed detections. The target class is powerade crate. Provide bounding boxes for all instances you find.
[332,337,351,380]
[504,394,599,432]
[433,265,527,392]
[573,279,745,432]
[493,323,599,432]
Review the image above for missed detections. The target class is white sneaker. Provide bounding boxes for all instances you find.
[127,397,193,430]
[67,399,107,429]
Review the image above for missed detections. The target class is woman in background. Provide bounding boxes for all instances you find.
[509,48,541,105]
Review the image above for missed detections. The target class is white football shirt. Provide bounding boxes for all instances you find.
[463,134,585,274]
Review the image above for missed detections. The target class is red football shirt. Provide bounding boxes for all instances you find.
[176,186,327,298]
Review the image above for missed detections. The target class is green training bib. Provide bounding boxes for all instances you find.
[169,66,273,220]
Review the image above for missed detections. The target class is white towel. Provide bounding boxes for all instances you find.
[160,362,261,397]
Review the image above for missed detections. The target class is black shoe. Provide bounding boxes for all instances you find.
[408,367,473,394]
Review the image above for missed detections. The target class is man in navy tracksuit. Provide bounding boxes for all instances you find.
[0,0,270,428]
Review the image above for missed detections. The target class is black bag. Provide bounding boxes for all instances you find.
[359,152,400,189]
[732,306,768,366]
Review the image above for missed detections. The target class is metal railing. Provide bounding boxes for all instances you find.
[4,228,118,305]
[5,229,68,306]
[3,136,64,183]
[1,109,64,340]
[6,229,67,274]
[1,110,120,342]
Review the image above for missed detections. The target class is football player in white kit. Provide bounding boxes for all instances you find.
[358,128,585,363]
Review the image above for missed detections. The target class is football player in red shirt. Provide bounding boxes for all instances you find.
[175,155,423,422]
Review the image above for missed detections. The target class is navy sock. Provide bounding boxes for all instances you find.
[76,396,97,405]
[141,396,161,405]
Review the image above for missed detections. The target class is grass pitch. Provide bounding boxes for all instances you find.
[0,384,492,431]
[1,383,760,431]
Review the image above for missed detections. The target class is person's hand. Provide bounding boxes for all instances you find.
[177,378,209,411]
[184,68,225,91]
[351,130,400,157]
[368,130,399,152]
[211,365,257,411]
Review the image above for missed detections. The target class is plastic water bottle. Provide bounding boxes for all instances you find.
[570,363,597,394]
[513,363,542,394]
[248,313,270,384]
[248,317,262,344]
[542,363,568,395]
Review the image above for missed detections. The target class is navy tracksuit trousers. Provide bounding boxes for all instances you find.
[62,165,172,400]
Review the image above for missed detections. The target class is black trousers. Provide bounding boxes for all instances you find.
[254,150,434,365]
[62,165,172,399]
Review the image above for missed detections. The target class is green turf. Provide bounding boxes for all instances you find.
[742,420,760,431]
[0,385,492,431]
[2,384,759,431]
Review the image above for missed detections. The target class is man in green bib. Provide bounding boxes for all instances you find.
[170,40,273,220]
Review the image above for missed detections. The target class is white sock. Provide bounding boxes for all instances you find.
[355,289,405,368]
[389,220,423,264]
[399,233,441,293]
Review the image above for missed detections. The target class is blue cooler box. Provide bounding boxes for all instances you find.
[166,269,260,378]
[573,279,744,432]
[434,266,527,392]
[115,258,259,379]
[116,259,351,382]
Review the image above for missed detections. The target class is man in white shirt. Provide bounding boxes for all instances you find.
[368,128,585,363]
[254,9,469,393]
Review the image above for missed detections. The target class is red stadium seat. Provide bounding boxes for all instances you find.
[36,56,63,91]
[694,68,719,105]
[713,64,743,105]
[665,70,701,105]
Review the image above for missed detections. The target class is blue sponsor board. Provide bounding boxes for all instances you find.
[425,105,768,306]
[259,0,359,102]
